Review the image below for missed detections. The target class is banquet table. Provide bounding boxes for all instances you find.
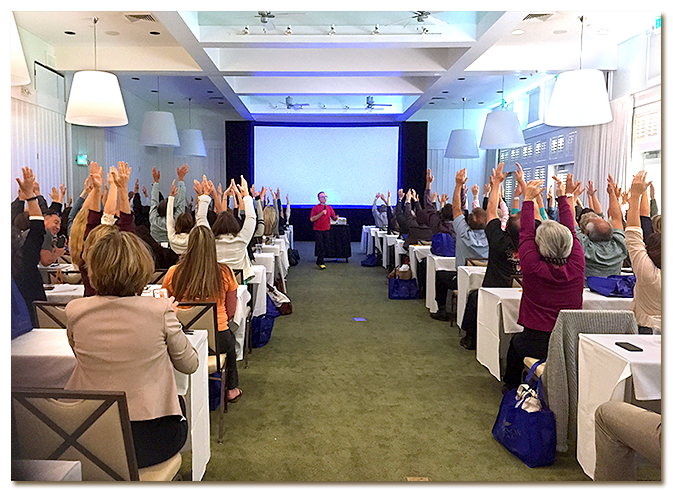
[37,263,76,284]
[285,224,294,249]
[383,233,399,270]
[324,224,351,260]
[260,244,287,291]
[360,225,376,255]
[408,245,431,280]
[394,238,406,268]
[247,264,268,317]
[475,287,635,380]
[425,254,456,312]
[230,285,252,361]
[456,266,486,327]
[44,284,85,304]
[577,333,661,479]
[11,328,211,481]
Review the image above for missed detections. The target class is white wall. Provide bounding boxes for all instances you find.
[408,107,493,199]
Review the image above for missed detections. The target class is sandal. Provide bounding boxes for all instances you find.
[227,389,243,403]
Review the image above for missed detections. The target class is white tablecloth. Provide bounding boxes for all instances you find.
[382,233,399,269]
[11,328,211,481]
[476,288,635,381]
[361,225,376,254]
[456,266,486,327]
[285,224,294,249]
[45,284,85,304]
[38,263,76,284]
[260,244,287,291]
[253,252,275,286]
[408,245,431,280]
[577,333,661,479]
[372,228,387,258]
[248,264,268,317]
[425,254,456,313]
[394,239,406,268]
[230,285,251,361]
[271,237,290,272]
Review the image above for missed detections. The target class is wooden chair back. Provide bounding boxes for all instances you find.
[33,301,68,329]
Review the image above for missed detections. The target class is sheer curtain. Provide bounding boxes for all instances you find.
[573,95,633,212]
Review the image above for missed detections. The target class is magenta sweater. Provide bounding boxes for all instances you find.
[517,196,585,332]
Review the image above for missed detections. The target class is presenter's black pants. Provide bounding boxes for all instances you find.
[314,230,328,265]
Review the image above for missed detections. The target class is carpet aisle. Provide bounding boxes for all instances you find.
[189,241,589,481]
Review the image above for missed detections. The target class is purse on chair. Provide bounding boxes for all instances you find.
[492,360,556,468]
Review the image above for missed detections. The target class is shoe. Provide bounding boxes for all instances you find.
[227,389,243,403]
[430,309,450,321]
[459,335,476,350]
[318,264,326,270]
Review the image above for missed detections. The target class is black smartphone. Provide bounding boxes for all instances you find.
[55,235,66,248]
[615,341,643,352]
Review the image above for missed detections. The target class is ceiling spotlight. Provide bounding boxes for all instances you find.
[372,24,380,35]
[511,29,525,35]
[421,27,429,35]
[242,25,250,34]
[328,24,336,35]
[285,25,292,35]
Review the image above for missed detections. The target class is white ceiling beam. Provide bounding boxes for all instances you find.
[225,76,434,95]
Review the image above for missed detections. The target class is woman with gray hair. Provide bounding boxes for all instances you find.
[502,166,585,391]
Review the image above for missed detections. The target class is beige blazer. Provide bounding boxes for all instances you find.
[65,295,199,421]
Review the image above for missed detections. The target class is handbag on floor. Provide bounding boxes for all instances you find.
[361,251,382,267]
[388,277,419,300]
[267,284,292,315]
[492,360,556,468]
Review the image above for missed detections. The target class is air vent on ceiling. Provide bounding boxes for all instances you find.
[522,13,554,22]
[124,14,157,23]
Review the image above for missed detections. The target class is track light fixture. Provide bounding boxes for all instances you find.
[372,24,380,35]
[285,25,292,35]
[329,24,336,35]
[242,25,249,34]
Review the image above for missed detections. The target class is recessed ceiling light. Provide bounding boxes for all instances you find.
[457,77,465,80]
[131,77,140,81]
[519,77,527,80]
[478,102,484,105]
[151,90,158,93]
[511,29,524,35]
[64,31,76,36]
[194,77,202,81]
[496,90,503,94]
[167,101,174,105]
[105,31,120,36]
[442,91,449,94]
[553,29,567,35]
[149,31,161,36]
[428,102,435,105]
[207,90,214,94]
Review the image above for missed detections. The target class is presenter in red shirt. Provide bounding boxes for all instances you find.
[310,191,338,269]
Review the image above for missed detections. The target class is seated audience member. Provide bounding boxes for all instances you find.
[383,191,399,234]
[624,171,661,333]
[67,177,93,236]
[12,167,48,327]
[263,200,278,237]
[399,189,429,246]
[205,175,256,282]
[418,169,455,240]
[278,192,291,233]
[132,179,151,229]
[431,169,488,321]
[594,401,661,481]
[502,171,585,391]
[458,163,521,348]
[65,227,198,469]
[166,178,210,255]
[574,174,628,278]
[150,164,189,244]
[39,209,66,266]
[162,225,242,404]
[372,193,389,230]
[80,162,136,296]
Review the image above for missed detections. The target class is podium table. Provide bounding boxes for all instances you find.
[320,225,351,260]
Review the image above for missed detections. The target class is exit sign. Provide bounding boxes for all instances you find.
[655,17,661,29]
[76,154,88,166]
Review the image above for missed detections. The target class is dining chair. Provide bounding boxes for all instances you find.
[465,257,488,267]
[48,269,82,285]
[11,388,182,481]
[174,302,228,443]
[510,274,523,288]
[148,269,168,285]
[33,301,68,329]
[523,309,638,453]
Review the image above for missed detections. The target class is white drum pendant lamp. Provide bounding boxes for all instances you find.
[65,17,128,127]
[479,77,524,150]
[140,77,180,147]
[174,99,207,157]
[11,13,31,86]
[445,98,479,159]
[546,16,612,127]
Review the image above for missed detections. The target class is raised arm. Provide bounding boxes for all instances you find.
[471,184,480,211]
[488,163,507,223]
[174,164,189,217]
[452,169,467,220]
[606,174,624,230]
[627,171,650,229]
[112,161,131,215]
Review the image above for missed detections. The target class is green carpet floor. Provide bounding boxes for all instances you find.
[185,241,591,481]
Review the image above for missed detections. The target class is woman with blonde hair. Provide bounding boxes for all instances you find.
[162,225,243,403]
[65,228,198,468]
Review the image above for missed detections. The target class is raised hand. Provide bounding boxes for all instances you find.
[90,162,103,190]
[514,162,526,189]
[484,182,492,196]
[492,161,508,186]
[16,167,36,200]
[606,174,618,197]
[237,175,249,197]
[193,179,204,196]
[142,185,148,197]
[587,180,596,196]
[514,183,523,198]
[59,183,67,200]
[152,167,160,183]
[455,168,467,186]
[552,174,566,197]
[398,188,404,200]
[115,161,131,189]
[426,168,433,185]
[629,170,650,196]
[471,184,479,197]
[170,179,178,197]
[134,178,139,195]
[523,179,544,201]
[177,164,189,181]
[49,187,60,203]
[32,180,40,197]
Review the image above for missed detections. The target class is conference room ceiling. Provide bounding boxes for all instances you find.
[14,10,660,122]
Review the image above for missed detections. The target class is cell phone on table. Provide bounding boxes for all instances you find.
[615,341,643,352]
[153,288,168,299]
